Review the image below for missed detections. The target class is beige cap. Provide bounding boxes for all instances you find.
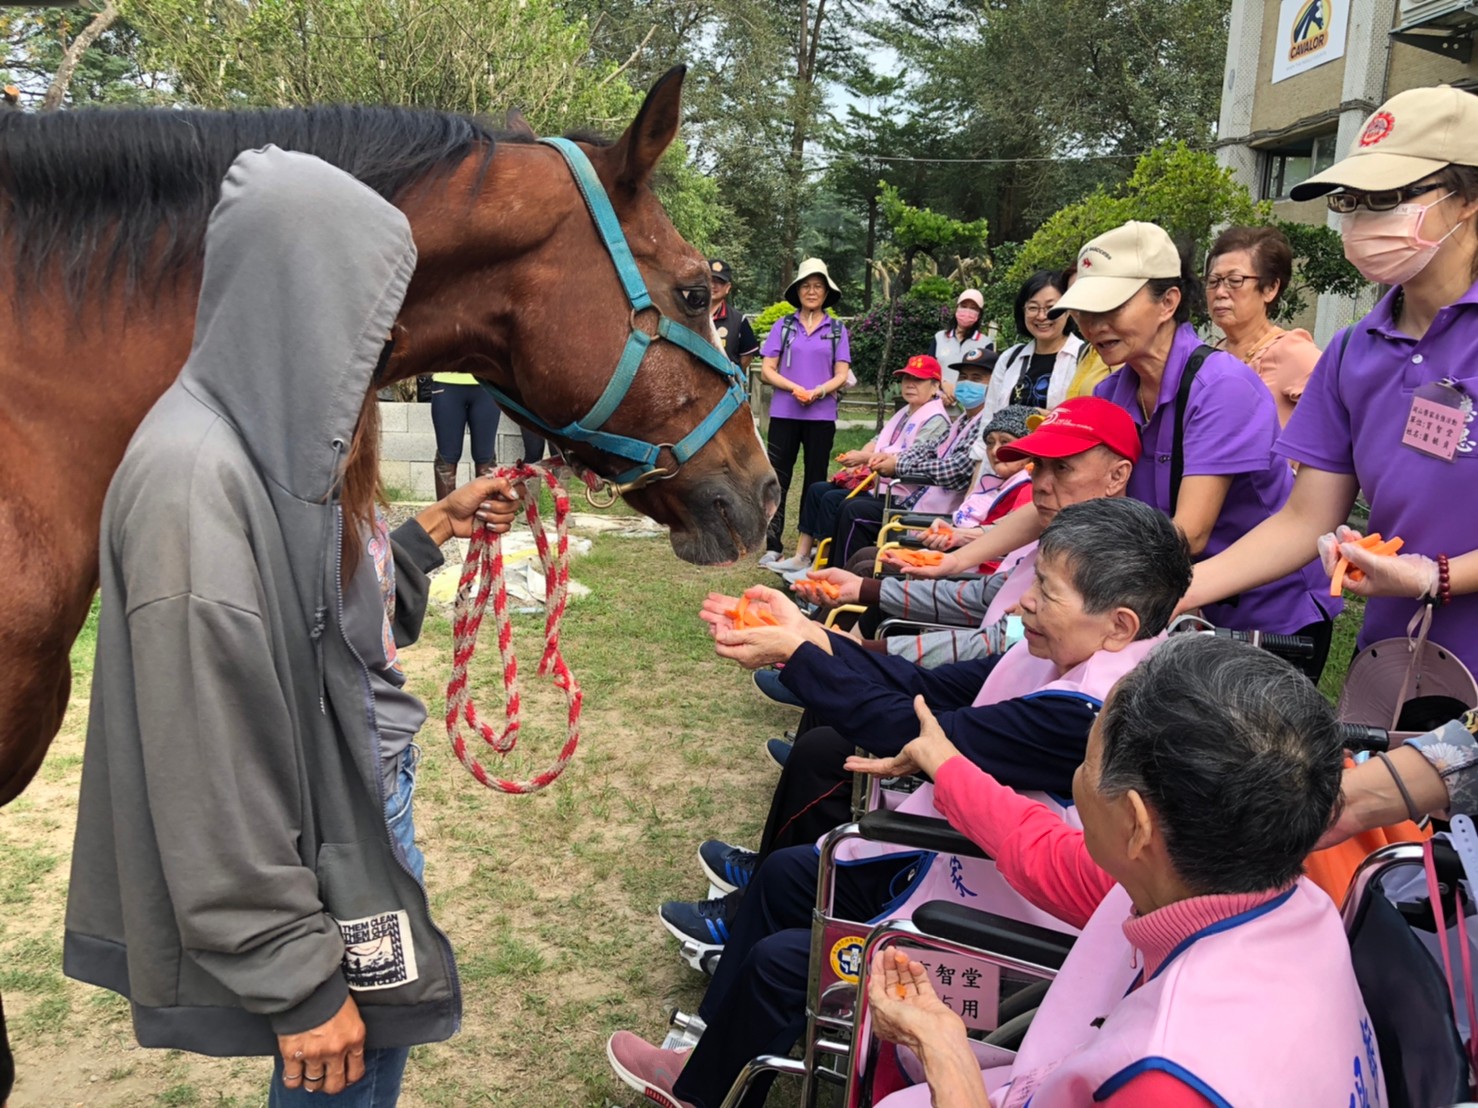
[1049,221,1181,317]
[957,288,984,308]
[1291,85,1478,201]
[785,257,842,309]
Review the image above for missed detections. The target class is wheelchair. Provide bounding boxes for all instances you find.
[707,819,1474,1108]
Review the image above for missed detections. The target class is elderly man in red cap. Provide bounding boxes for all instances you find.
[796,397,1142,668]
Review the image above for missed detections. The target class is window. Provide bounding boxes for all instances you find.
[1261,132,1339,200]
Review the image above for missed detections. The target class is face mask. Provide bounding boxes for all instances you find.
[955,307,981,330]
[954,381,988,409]
[1341,193,1459,285]
[968,437,990,461]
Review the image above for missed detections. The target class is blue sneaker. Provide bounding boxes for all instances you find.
[659,891,741,948]
[699,840,758,893]
[766,737,792,768]
[752,668,804,710]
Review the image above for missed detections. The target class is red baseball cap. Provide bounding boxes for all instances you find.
[893,354,943,381]
[995,397,1142,464]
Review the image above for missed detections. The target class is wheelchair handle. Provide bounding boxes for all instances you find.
[1338,723,1390,753]
[1206,627,1315,659]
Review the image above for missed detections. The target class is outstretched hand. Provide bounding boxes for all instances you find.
[844,696,960,780]
[700,585,813,669]
[867,947,966,1054]
[881,548,956,578]
[804,567,863,606]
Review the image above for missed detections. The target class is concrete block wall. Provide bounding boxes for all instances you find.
[377,402,535,500]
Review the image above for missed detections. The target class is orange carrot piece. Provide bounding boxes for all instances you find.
[1330,558,1350,597]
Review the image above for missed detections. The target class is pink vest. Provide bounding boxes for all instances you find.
[831,638,1164,937]
[906,410,985,514]
[879,397,950,500]
[952,467,1028,528]
[980,543,1037,630]
[997,879,1382,1107]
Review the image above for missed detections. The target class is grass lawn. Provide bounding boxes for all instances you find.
[0,436,1361,1106]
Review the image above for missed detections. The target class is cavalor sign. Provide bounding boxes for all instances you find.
[1272,0,1350,83]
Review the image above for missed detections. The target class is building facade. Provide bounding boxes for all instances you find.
[1217,0,1478,340]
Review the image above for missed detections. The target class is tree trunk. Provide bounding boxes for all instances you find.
[875,289,898,431]
[41,0,119,111]
[863,193,878,310]
[777,0,828,286]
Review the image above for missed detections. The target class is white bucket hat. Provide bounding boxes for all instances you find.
[785,257,842,309]
[1049,221,1182,317]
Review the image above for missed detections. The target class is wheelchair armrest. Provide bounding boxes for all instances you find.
[858,809,990,859]
[910,901,1074,972]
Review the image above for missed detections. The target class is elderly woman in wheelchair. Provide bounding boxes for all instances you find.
[859,634,1377,1107]
[607,498,1196,1108]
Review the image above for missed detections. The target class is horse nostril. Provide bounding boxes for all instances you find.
[760,475,781,519]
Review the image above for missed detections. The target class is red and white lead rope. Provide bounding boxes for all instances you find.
[445,463,583,794]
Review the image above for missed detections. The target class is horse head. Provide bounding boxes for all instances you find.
[390,67,779,565]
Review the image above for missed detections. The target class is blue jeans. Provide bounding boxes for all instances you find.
[268,746,423,1106]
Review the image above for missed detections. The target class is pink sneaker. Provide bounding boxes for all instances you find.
[606,1031,695,1108]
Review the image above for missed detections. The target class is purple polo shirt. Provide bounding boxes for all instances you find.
[1097,323,1335,634]
[1277,281,1478,665]
[762,314,851,421]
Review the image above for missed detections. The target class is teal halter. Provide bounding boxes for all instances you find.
[476,136,749,492]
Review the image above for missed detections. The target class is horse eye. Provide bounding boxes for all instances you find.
[682,287,710,312]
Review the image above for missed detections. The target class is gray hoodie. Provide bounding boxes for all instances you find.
[64,147,460,1054]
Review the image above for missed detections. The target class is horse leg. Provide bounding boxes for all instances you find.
[0,606,76,808]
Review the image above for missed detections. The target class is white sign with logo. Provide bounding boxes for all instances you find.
[1271,0,1350,83]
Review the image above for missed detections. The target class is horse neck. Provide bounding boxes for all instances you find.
[390,146,582,389]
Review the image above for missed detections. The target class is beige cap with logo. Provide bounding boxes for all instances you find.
[1049,221,1181,317]
[1291,85,1478,200]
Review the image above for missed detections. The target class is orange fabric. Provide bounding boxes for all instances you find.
[1303,755,1432,903]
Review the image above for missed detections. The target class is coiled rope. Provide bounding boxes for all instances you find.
[445,463,583,794]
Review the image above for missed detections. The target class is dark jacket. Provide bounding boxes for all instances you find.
[63,148,460,1055]
[780,638,1098,796]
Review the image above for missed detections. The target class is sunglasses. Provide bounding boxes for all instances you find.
[1326,181,1444,213]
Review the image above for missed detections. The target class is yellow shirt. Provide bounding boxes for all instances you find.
[432,372,480,386]
[1065,346,1119,400]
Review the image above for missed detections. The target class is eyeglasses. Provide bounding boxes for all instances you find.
[1205,272,1255,291]
[1326,182,1444,213]
[1024,303,1058,318]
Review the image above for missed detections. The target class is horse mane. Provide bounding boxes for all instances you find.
[0,104,606,304]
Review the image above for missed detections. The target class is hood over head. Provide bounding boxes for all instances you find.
[180,145,417,505]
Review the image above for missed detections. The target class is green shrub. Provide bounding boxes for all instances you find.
[846,298,948,387]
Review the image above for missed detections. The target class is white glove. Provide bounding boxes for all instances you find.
[1338,542,1438,599]
[1317,525,1363,578]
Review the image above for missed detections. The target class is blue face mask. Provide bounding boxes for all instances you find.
[954,381,988,409]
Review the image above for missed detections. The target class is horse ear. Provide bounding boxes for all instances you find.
[504,108,537,140]
[612,65,686,191]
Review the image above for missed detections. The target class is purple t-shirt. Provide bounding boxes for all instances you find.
[1097,323,1335,634]
[762,314,851,421]
[1276,282,1478,666]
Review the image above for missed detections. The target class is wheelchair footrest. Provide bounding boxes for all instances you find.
[911,902,1074,972]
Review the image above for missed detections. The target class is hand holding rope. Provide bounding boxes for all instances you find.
[445,463,583,794]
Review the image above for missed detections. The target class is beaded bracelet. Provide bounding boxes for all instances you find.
[1425,553,1452,608]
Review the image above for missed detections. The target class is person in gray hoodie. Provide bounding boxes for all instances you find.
[62,147,521,1104]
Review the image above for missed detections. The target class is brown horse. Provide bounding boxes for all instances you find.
[0,66,779,807]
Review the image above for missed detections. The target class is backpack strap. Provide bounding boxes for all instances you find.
[779,314,797,370]
[1169,344,1215,517]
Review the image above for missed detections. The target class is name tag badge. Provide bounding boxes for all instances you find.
[1402,382,1467,462]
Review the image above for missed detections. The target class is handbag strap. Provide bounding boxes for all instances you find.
[1169,345,1214,517]
[1424,839,1478,1076]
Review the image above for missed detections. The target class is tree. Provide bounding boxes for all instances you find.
[983,145,1369,343]
[3,4,166,107]
[871,182,987,423]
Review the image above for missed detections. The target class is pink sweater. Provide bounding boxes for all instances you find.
[932,756,1288,1107]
